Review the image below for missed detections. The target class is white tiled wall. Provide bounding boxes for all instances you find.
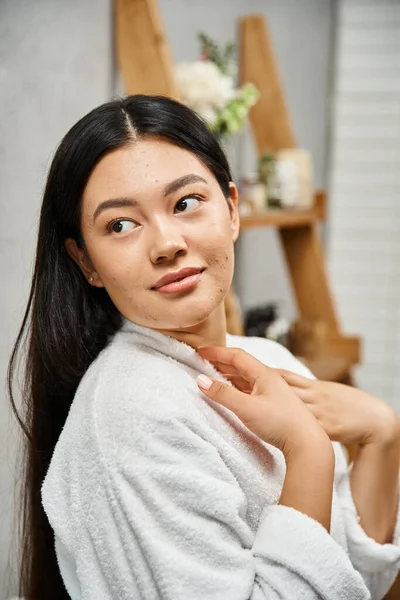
[328,0,400,409]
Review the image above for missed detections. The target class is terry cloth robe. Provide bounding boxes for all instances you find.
[42,319,400,599]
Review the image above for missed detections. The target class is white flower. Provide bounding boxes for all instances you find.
[175,60,235,125]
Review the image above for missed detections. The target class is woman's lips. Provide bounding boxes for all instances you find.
[155,271,203,294]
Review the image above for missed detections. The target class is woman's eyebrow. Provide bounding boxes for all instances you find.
[93,198,138,223]
[163,174,208,196]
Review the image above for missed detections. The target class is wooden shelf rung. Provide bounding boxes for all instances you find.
[240,191,326,230]
[298,355,352,383]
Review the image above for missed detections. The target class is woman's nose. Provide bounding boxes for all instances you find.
[149,222,188,264]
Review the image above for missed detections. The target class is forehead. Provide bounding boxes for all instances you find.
[83,138,212,205]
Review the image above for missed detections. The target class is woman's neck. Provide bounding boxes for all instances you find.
[158,302,227,349]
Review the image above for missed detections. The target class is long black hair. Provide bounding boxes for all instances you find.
[7,95,232,600]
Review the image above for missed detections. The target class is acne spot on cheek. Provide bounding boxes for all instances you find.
[145,314,158,322]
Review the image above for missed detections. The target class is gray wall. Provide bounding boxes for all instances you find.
[0,0,333,595]
[0,0,112,595]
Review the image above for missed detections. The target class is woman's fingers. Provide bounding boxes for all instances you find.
[197,346,272,386]
[227,375,252,394]
[200,360,252,393]
[290,386,311,402]
[199,349,312,393]
[196,353,330,456]
[208,368,251,393]
[196,375,249,416]
[202,358,244,381]
[277,369,313,389]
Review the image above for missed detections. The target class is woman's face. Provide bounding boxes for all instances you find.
[70,137,239,331]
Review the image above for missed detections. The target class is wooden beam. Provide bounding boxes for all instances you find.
[279,225,340,332]
[325,334,361,364]
[301,356,353,383]
[239,14,295,153]
[115,0,179,98]
[225,288,245,336]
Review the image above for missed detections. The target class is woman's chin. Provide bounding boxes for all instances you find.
[126,283,229,332]
[164,310,214,331]
[157,297,224,331]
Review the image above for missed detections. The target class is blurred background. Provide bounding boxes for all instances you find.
[1,0,400,596]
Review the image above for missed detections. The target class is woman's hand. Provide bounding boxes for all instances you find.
[196,346,330,459]
[277,370,400,446]
[278,371,400,542]
[197,346,336,530]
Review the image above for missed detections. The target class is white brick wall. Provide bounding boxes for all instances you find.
[328,0,400,409]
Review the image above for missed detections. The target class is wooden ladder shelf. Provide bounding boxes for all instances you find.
[114,0,360,383]
[238,14,360,382]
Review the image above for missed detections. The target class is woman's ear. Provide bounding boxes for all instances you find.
[227,182,240,242]
[64,238,104,288]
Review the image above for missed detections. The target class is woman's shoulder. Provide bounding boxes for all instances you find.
[42,329,206,526]
[76,328,217,449]
[84,327,180,388]
[226,333,314,379]
[78,329,197,420]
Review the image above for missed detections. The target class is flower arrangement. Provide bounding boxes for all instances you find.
[175,33,259,139]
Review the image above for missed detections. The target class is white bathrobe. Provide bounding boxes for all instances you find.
[41,319,400,599]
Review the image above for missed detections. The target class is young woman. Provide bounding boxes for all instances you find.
[8,95,400,600]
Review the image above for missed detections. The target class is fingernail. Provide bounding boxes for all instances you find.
[197,374,213,390]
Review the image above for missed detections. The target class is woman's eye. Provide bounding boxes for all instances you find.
[174,196,201,214]
[110,220,135,234]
